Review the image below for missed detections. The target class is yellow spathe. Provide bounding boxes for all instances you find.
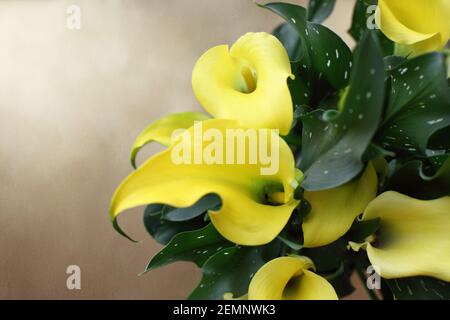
[361,191,450,281]
[248,256,338,300]
[302,163,378,248]
[376,0,450,56]
[110,119,300,245]
[192,32,293,135]
[130,112,210,168]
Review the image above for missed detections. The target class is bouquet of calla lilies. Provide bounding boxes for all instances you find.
[110,1,450,300]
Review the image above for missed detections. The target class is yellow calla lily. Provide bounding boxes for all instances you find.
[360,191,450,281]
[130,112,210,168]
[302,163,378,248]
[376,0,450,56]
[192,32,294,135]
[248,256,338,300]
[110,119,300,245]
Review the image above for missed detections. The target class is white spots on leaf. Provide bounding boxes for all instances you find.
[327,60,331,67]
[335,49,339,59]
[291,17,296,24]
[197,235,205,239]
[406,285,413,296]
[358,114,364,120]
[400,67,408,75]
[414,66,420,71]
[344,148,352,154]
[344,71,348,80]
[323,170,329,175]
[305,28,309,36]
[366,92,372,99]
[419,75,424,80]
[430,94,437,99]
[432,289,444,299]
[427,118,444,125]
[370,68,375,75]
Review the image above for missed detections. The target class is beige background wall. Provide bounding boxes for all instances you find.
[0,0,363,299]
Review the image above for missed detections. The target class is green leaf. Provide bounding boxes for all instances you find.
[363,143,395,162]
[143,204,207,245]
[145,224,232,271]
[346,218,381,243]
[272,23,302,62]
[307,0,336,23]
[348,0,394,56]
[302,238,347,273]
[188,242,280,300]
[277,235,303,251]
[163,194,221,222]
[299,32,385,190]
[376,53,450,155]
[429,125,450,152]
[387,277,450,300]
[262,2,352,90]
[386,156,450,200]
[325,261,355,298]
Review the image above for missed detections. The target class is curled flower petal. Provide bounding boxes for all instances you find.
[111,119,300,245]
[362,191,450,281]
[130,112,210,168]
[376,0,450,56]
[302,163,378,248]
[192,32,293,135]
[248,256,338,300]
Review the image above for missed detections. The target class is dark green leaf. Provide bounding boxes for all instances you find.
[384,56,407,71]
[272,23,302,62]
[386,156,450,200]
[143,204,207,245]
[348,0,394,56]
[325,261,355,298]
[307,0,336,23]
[145,224,232,271]
[299,32,385,190]
[376,53,450,155]
[188,242,280,300]
[428,125,450,152]
[363,143,395,162]
[163,194,221,222]
[387,277,450,300]
[262,2,352,90]
[277,235,303,251]
[302,237,348,273]
[346,218,381,243]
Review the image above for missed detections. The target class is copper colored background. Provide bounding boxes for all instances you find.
[0,0,366,299]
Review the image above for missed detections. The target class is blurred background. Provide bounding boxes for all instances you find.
[0,0,365,299]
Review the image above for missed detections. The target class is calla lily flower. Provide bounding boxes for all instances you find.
[376,0,450,57]
[192,32,294,135]
[248,256,338,300]
[130,112,210,168]
[356,191,450,282]
[302,163,378,248]
[110,119,300,245]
